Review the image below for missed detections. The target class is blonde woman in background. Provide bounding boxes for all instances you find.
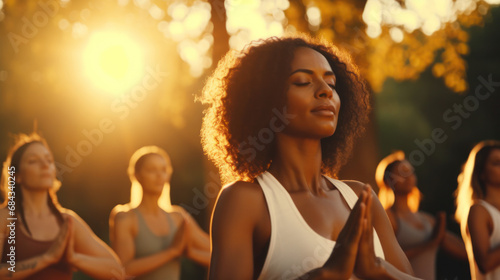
[109,145,210,280]
[377,151,466,280]
[0,132,124,280]
[455,140,500,280]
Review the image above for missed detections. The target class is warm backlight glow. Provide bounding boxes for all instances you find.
[83,31,144,94]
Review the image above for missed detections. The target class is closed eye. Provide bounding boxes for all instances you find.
[293,82,310,86]
[328,84,336,90]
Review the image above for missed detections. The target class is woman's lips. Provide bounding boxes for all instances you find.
[311,110,334,117]
[311,104,336,117]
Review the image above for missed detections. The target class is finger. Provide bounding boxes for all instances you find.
[351,189,367,217]
[347,190,367,230]
[366,190,375,246]
[360,189,373,243]
[336,189,369,251]
[349,201,366,241]
[365,186,373,231]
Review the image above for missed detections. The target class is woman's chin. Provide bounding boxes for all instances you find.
[24,184,53,191]
[317,127,336,139]
[143,186,164,195]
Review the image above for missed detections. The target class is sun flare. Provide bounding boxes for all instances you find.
[83,31,144,94]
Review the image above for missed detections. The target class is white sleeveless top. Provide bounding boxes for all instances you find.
[468,200,500,280]
[256,171,385,280]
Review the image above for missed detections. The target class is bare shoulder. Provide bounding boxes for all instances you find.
[110,206,137,232]
[468,202,491,222]
[212,180,267,226]
[59,208,95,237]
[341,180,372,195]
[60,208,89,226]
[168,206,187,225]
[340,180,390,223]
[217,180,266,208]
[468,202,493,235]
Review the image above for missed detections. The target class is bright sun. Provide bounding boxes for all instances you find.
[83,31,144,94]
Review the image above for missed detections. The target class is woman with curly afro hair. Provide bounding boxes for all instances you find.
[201,34,417,279]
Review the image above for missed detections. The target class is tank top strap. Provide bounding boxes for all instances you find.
[165,211,177,235]
[256,171,296,229]
[323,177,360,209]
[132,208,147,227]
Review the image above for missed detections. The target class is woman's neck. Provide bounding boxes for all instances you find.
[269,134,325,194]
[392,194,412,214]
[21,187,51,217]
[139,192,162,214]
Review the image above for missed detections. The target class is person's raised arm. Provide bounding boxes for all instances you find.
[64,210,125,280]
[468,203,500,273]
[419,212,467,261]
[441,230,467,260]
[109,208,185,278]
[0,208,70,279]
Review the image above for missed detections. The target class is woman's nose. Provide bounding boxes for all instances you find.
[316,80,333,99]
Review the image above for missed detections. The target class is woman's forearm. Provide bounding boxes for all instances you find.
[441,232,467,260]
[0,254,53,279]
[475,246,500,274]
[71,253,124,280]
[119,248,180,277]
[295,267,350,280]
[367,259,421,280]
[402,238,438,259]
[187,246,210,267]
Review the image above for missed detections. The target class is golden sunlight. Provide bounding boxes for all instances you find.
[82,31,144,94]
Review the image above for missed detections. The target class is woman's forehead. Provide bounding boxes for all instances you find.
[487,149,500,160]
[22,142,50,158]
[291,47,333,73]
[142,153,166,165]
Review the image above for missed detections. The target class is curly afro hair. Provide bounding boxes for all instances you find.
[200,34,370,184]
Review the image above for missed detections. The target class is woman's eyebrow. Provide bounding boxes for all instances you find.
[289,69,336,78]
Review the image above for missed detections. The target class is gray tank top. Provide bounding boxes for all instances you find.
[395,212,437,280]
[133,208,181,280]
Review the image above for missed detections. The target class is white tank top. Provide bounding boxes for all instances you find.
[468,200,500,280]
[256,171,385,280]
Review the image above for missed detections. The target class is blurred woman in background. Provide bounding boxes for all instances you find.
[455,140,500,280]
[109,145,210,280]
[377,150,466,280]
[0,132,124,280]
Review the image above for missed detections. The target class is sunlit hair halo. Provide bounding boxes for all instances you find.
[126,145,174,212]
[376,150,422,213]
[200,34,371,184]
[455,140,500,230]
